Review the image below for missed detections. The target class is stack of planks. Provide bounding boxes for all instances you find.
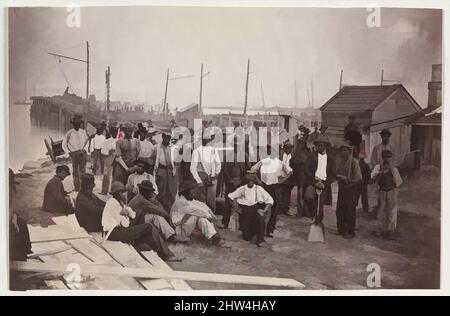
[15,214,305,290]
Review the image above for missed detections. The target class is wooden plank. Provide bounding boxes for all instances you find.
[141,251,192,290]
[28,225,89,243]
[101,241,173,290]
[12,261,305,289]
[44,280,69,290]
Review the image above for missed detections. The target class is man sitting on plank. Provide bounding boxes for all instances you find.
[42,165,75,214]
[128,180,188,243]
[170,180,225,246]
[126,159,158,203]
[102,181,181,262]
[75,173,105,233]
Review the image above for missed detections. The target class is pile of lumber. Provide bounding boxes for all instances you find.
[12,215,304,290]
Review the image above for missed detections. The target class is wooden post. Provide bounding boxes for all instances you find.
[199,63,203,113]
[380,69,384,86]
[105,66,110,125]
[339,69,343,90]
[243,59,250,115]
[163,68,169,117]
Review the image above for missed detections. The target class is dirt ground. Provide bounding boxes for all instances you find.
[13,159,441,290]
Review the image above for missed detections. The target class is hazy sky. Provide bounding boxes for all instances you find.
[9,6,442,109]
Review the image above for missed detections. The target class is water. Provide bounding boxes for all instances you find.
[9,104,65,172]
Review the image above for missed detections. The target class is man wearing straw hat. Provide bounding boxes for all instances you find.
[335,142,362,239]
[62,114,89,191]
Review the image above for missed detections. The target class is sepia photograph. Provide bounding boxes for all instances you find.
[6,3,442,292]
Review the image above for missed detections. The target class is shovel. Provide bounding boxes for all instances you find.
[308,190,325,243]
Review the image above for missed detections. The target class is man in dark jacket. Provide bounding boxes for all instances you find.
[290,135,311,217]
[75,173,105,232]
[304,135,336,222]
[42,165,74,214]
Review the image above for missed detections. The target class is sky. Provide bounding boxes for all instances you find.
[8,6,442,110]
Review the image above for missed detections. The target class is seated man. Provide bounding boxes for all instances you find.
[75,174,105,232]
[228,170,273,247]
[128,181,188,243]
[126,159,158,203]
[42,165,75,214]
[170,180,225,246]
[102,181,181,262]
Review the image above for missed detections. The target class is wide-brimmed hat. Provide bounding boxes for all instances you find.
[283,141,293,148]
[161,129,172,137]
[110,181,126,195]
[313,134,330,145]
[71,114,83,123]
[122,122,134,131]
[56,165,71,175]
[134,159,150,168]
[379,128,392,136]
[179,180,198,194]
[381,149,393,157]
[138,180,155,192]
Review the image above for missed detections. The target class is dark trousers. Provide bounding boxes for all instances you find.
[109,224,173,260]
[264,183,282,234]
[156,167,178,211]
[240,204,266,243]
[91,149,105,175]
[356,182,369,212]
[336,185,358,235]
[295,184,306,217]
[69,150,87,191]
[222,181,241,227]
[304,184,330,221]
[279,183,293,214]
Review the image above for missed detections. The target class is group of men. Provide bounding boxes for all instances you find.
[39,113,403,263]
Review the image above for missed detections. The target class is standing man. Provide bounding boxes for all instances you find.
[228,170,273,247]
[356,149,371,213]
[137,128,157,174]
[154,129,178,211]
[42,165,74,214]
[190,130,222,212]
[290,134,311,217]
[304,135,336,223]
[113,122,141,185]
[335,143,362,239]
[371,149,402,240]
[101,127,117,195]
[220,138,247,229]
[251,145,291,238]
[62,114,89,191]
[279,141,294,215]
[90,124,106,175]
[370,129,396,168]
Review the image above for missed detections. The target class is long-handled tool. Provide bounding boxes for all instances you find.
[308,189,325,242]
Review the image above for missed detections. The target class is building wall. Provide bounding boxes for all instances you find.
[371,89,419,125]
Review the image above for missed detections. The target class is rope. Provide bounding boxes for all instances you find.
[53,56,79,95]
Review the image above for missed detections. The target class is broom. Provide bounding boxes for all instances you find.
[308,189,325,242]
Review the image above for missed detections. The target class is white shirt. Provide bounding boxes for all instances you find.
[90,134,106,152]
[101,137,116,156]
[127,172,159,195]
[138,140,155,159]
[101,198,134,232]
[281,153,293,176]
[315,152,328,181]
[190,145,222,183]
[228,185,274,206]
[170,195,215,226]
[62,128,89,153]
[252,157,284,185]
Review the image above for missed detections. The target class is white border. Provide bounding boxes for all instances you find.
[0,0,448,296]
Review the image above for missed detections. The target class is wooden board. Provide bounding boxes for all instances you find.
[12,261,305,289]
[101,241,174,290]
[28,225,89,243]
[141,251,192,290]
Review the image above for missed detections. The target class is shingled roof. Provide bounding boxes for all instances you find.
[320,84,417,112]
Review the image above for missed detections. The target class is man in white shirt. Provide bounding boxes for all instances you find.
[90,125,106,175]
[62,114,89,191]
[102,181,181,261]
[137,128,157,174]
[370,128,396,168]
[126,159,158,202]
[251,145,291,238]
[170,180,225,246]
[101,127,117,195]
[190,130,222,212]
[228,170,273,247]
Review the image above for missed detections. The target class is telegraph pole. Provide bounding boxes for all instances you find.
[163,68,169,116]
[199,63,210,113]
[339,69,343,90]
[243,58,250,115]
[86,41,90,99]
